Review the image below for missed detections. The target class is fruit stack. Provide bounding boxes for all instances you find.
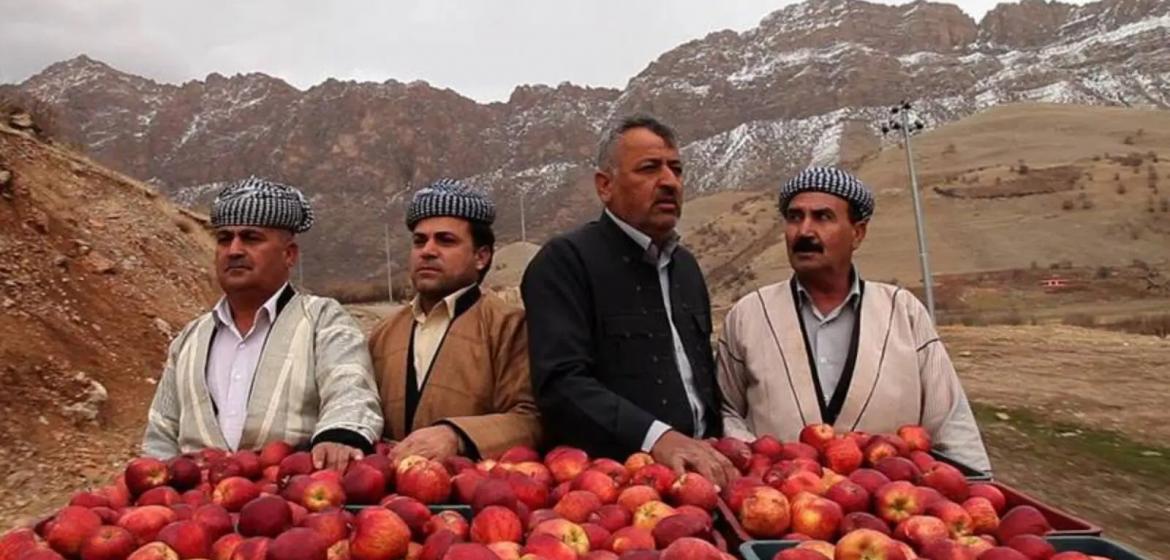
[0,441,736,559]
[710,424,1122,560]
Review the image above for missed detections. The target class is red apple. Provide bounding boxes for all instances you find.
[396,457,452,504]
[1,528,40,560]
[208,459,244,485]
[848,469,891,496]
[1007,534,1056,560]
[824,480,870,514]
[508,472,550,511]
[278,452,315,480]
[978,547,1030,560]
[545,447,590,484]
[589,504,631,533]
[922,463,969,502]
[210,533,244,560]
[722,476,765,512]
[908,451,937,472]
[581,523,611,551]
[342,463,386,505]
[1049,553,1091,560]
[237,495,292,538]
[511,461,553,488]
[781,442,820,461]
[267,527,328,560]
[259,441,294,469]
[137,486,181,507]
[212,477,260,512]
[423,510,469,540]
[659,536,724,560]
[791,496,844,541]
[751,434,784,459]
[192,504,233,541]
[650,513,712,549]
[348,508,410,560]
[606,526,655,554]
[127,542,180,560]
[156,520,210,559]
[631,500,677,532]
[840,511,890,536]
[499,445,540,463]
[531,519,590,555]
[629,464,675,496]
[893,515,948,550]
[668,473,718,510]
[874,457,921,483]
[487,541,522,560]
[834,528,907,560]
[775,548,833,560]
[824,439,864,475]
[738,486,790,539]
[798,424,836,453]
[778,471,824,499]
[928,500,975,537]
[624,453,655,475]
[897,425,932,453]
[227,537,268,560]
[117,505,178,545]
[45,506,102,557]
[383,496,431,541]
[918,539,976,560]
[873,481,925,525]
[963,497,1001,535]
[79,525,136,560]
[125,458,170,497]
[616,485,660,514]
[969,484,1008,514]
[469,505,523,544]
[522,533,577,560]
[555,490,604,523]
[996,506,1052,544]
[572,470,619,504]
[301,510,350,546]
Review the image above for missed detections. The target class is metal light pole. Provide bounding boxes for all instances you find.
[882,101,935,319]
[519,187,527,243]
[384,222,394,303]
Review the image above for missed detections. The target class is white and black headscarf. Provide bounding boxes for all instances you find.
[210,177,315,233]
[405,178,495,229]
[779,167,875,221]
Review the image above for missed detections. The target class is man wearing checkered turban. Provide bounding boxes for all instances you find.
[368,178,541,461]
[142,177,383,470]
[716,167,991,473]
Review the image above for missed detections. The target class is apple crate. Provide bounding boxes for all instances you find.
[715,497,752,551]
[930,450,992,481]
[992,482,1102,536]
[738,536,1150,560]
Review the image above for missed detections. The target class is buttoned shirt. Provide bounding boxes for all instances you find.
[207,284,287,450]
[605,210,706,451]
[795,274,862,403]
[410,283,476,388]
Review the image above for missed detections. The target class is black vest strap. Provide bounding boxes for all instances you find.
[791,279,865,425]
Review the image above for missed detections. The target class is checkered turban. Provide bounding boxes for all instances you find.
[778,167,875,221]
[406,178,496,229]
[210,177,314,233]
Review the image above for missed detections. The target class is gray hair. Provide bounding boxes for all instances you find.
[595,114,679,172]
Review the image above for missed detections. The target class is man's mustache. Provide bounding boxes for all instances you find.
[793,237,824,253]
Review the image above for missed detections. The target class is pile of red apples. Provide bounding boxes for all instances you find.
[0,441,737,560]
[714,424,1102,560]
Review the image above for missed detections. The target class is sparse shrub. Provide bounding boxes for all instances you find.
[1117,183,1127,195]
[943,143,957,155]
[1081,197,1094,210]
[1162,198,1169,212]
[1123,135,1135,145]
[1061,199,1075,211]
[175,218,193,234]
[1114,172,1121,181]
[1017,160,1029,174]
[1063,313,1097,328]
[1095,266,1112,279]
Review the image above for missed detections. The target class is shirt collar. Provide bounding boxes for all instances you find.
[213,282,288,333]
[605,209,680,266]
[795,271,862,315]
[411,282,477,324]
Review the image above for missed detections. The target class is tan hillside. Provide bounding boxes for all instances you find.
[682,103,1170,308]
[484,241,542,290]
[0,116,217,527]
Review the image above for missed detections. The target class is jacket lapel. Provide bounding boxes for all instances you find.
[412,287,483,432]
[240,293,308,449]
[183,316,230,450]
[759,281,823,426]
[833,285,896,431]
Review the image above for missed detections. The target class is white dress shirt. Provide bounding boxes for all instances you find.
[207,284,287,450]
[795,274,862,403]
[605,210,706,452]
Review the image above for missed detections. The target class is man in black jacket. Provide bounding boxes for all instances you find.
[522,115,737,486]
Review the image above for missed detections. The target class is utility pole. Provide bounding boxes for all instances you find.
[384,222,394,303]
[519,187,527,243]
[882,101,935,319]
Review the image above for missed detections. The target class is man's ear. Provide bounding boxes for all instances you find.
[474,245,493,273]
[852,220,868,250]
[595,170,613,204]
[285,235,300,269]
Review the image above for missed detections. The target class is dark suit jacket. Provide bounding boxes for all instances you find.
[521,212,722,458]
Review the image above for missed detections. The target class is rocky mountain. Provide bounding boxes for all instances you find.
[11,0,1170,285]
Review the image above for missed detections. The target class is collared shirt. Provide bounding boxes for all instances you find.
[604,209,706,451]
[795,273,862,403]
[410,283,476,389]
[207,283,288,450]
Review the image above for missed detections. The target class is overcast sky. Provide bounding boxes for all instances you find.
[2,0,1085,102]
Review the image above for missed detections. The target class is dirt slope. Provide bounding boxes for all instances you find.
[0,119,217,527]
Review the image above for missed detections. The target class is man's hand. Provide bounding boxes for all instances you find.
[390,425,462,463]
[311,442,363,472]
[650,430,739,489]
